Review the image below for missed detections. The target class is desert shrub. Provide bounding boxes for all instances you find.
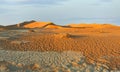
[30,63,40,70]
[54,33,71,38]
[28,29,35,32]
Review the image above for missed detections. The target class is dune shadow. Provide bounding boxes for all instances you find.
[70,35,88,38]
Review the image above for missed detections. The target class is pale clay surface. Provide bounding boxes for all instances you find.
[0,50,119,72]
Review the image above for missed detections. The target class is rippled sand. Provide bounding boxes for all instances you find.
[1,50,117,72]
[0,23,120,72]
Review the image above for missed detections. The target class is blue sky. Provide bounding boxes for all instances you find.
[0,0,120,25]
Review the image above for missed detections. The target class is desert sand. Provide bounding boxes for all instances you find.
[0,21,120,72]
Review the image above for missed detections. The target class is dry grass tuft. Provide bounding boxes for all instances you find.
[31,63,40,70]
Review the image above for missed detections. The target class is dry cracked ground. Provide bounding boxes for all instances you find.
[0,25,120,72]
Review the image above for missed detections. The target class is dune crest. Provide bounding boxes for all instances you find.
[4,21,120,29]
[23,21,54,28]
[68,23,118,29]
[5,20,55,29]
[44,24,63,29]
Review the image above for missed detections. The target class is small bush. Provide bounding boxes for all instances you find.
[54,33,71,38]
[28,30,35,32]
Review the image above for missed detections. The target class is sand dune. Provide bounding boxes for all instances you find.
[0,22,120,71]
[23,21,55,28]
[5,20,36,29]
[44,24,64,29]
[68,23,119,29]
[5,20,55,29]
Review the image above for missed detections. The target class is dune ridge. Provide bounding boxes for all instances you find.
[3,21,120,29]
[68,23,119,28]
[23,22,55,28]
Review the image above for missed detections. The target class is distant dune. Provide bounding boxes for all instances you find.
[5,20,54,28]
[44,24,64,29]
[0,25,3,27]
[0,25,5,28]
[23,21,55,28]
[4,21,120,29]
[5,20,36,28]
[68,23,119,29]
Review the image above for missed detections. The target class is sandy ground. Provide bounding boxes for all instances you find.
[0,50,118,72]
[0,24,120,72]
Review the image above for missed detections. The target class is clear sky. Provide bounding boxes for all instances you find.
[0,0,120,25]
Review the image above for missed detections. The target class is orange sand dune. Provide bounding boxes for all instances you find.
[5,20,55,29]
[44,24,64,29]
[5,20,36,28]
[68,23,119,29]
[23,22,54,28]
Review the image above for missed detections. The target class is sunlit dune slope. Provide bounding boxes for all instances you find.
[5,20,55,28]
[68,23,119,29]
[0,25,4,27]
[44,24,64,29]
[5,20,36,28]
[23,22,54,28]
